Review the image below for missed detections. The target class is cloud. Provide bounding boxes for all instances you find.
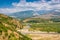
[0,7,33,14]
[55,9,60,12]
[12,1,53,11]
[0,0,60,14]
[0,8,20,13]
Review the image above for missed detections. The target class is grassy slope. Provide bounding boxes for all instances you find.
[0,14,32,40]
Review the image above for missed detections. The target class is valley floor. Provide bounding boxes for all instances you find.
[27,33,60,40]
[18,27,60,40]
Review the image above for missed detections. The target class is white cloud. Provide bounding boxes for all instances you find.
[55,10,60,12]
[12,1,53,11]
[53,4,60,9]
[0,8,20,13]
[0,0,60,13]
[0,8,33,14]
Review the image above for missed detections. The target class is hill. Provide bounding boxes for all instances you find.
[0,14,32,40]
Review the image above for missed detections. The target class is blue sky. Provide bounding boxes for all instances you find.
[0,0,19,8]
[0,0,36,8]
[0,0,51,8]
[0,0,60,13]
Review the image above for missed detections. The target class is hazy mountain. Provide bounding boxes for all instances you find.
[32,10,60,19]
[8,10,52,18]
[8,10,60,19]
[9,10,34,19]
[23,11,60,22]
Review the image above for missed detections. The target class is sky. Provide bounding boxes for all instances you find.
[0,0,60,13]
[0,0,51,8]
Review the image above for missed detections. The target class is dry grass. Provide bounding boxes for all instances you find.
[27,33,60,40]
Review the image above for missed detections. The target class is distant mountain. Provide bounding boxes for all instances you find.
[8,10,60,19]
[42,11,60,17]
[9,10,53,19]
[9,10,50,18]
[32,11,60,19]
[0,14,32,40]
[9,10,34,19]
[37,10,53,15]
[23,11,60,22]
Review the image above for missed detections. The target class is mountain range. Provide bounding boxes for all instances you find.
[8,10,60,19]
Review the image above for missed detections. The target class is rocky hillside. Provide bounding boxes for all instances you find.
[0,14,32,40]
